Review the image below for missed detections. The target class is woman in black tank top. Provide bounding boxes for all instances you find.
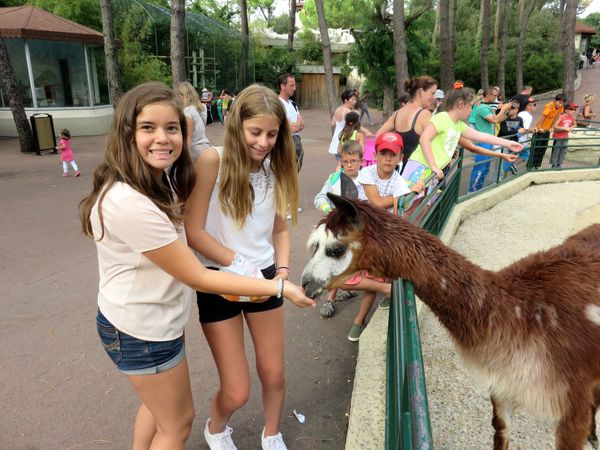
[376,76,438,174]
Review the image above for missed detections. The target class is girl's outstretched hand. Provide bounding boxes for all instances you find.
[501,153,518,163]
[283,281,316,308]
[506,141,523,153]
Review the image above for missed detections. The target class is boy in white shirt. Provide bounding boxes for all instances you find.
[357,132,424,215]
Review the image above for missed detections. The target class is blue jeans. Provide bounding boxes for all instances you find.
[469,143,494,192]
[96,309,185,375]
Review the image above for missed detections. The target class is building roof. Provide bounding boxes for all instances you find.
[576,21,597,35]
[0,6,104,45]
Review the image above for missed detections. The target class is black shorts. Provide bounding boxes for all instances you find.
[197,264,283,323]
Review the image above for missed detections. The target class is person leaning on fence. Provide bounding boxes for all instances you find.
[402,86,522,210]
[550,102,577,169]
[498,100,524,178]
[576,94,596,127]
[531,93,567,169]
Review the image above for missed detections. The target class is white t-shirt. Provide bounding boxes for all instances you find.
[92,182,193,341]
[279,97,300,136]
[328,119,345,155]
[195,147,276,269]
[357,164,411,213]
[518,111,533,145]
[184,105,210,161]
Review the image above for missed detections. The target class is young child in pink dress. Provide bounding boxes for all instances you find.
[56,129,80,177]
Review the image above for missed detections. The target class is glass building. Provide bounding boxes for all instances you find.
[0,6,111,136]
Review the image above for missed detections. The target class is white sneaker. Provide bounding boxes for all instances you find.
[261,428,288,450]
[204,418,237,450]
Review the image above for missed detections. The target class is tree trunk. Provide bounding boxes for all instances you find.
[439,0,454,91]
[0,37,33,153]
[393,0,409,98]
[99,0,122,106]
[238,0,249,89]
[516,0,537,92]
[314,0,336,117]
[432,0,440,47]
[494,0,500,48]
[383,83,394,120]
[170,0,187,86]
[480,0,491,89]
[496,0,509,97]
[287,0,296,52]
[562,0,577,100]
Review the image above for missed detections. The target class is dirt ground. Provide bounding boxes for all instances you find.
[0,106,384,450]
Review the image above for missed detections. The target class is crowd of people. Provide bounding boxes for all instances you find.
[78,72,595,449]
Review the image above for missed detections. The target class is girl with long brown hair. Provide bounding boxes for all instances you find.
[79,82,313,449]
[185,84,304,450]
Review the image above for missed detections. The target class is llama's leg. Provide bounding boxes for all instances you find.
[589,385,600,449]
[491,395,510,450]
[556,394,593,450]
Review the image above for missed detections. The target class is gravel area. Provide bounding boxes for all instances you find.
[419,180,600,450]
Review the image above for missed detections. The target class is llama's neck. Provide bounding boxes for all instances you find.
[365,220,496,346]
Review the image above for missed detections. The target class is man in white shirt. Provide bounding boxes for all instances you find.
[278,73,305,172]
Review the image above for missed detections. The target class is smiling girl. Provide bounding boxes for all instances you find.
[79,82,313,450]
[185,84,305,450]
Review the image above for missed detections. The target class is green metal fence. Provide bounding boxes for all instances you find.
[385,126,600,449]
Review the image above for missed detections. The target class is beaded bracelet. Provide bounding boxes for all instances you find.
[275,266,290,273]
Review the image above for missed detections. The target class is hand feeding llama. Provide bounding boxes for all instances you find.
[301,193,600,450]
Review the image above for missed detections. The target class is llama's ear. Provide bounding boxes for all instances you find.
[326,193,364,230]
[339,171,359,199]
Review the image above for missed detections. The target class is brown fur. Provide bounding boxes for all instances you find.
[315,199,600,450]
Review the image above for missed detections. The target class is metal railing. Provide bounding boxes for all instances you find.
[385,129,600,449]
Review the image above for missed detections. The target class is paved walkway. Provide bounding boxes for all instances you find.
[0,107,382,450]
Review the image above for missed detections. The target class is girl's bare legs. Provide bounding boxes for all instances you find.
[353,291,376,326]
[246,307,285,437]
[202,315,250,433]
[127,357,195,450]
[132,403,156,449]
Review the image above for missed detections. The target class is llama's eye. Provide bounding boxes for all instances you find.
[326,245,346,258]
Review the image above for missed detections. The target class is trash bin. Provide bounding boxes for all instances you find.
[30,113,56,155]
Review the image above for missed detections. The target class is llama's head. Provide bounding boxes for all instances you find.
[301,192,388,298]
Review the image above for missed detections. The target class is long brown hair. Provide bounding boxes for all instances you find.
[220,84,299,225]
[79,82,196,239]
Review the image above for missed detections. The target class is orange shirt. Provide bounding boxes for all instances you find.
[535,101,564,131]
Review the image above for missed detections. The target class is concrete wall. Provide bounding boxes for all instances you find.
[0,105,113,137]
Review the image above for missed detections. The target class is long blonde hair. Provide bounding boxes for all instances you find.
[177,81,206,114]
[79,82,196,239]
[220,84,299,225]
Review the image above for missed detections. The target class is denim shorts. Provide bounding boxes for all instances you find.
[96,309,185,376]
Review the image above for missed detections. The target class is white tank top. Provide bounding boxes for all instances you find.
[328,119,346,155]
[195,147,276,269]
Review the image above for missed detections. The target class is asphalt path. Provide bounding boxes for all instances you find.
[0,106,384,450]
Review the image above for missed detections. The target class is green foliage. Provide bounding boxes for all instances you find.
[298,31,323,64]
[115,4,171,90]
[582,13,600,49]
[351,24,395,90]
[300,0,373,30]
[189,0,239,24]
[254,46,295,89]
[271,14,292,35]
[30,0,101,30]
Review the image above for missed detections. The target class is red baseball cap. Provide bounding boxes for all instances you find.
[375,132,403,154]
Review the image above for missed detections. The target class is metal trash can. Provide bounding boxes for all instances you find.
[30,113,56,155]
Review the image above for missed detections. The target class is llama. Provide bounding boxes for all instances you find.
[301,193,600,450]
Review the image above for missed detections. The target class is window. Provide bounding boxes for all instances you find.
[1,39,32,107]
[28,40,90,107]
[88,46,109,105]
